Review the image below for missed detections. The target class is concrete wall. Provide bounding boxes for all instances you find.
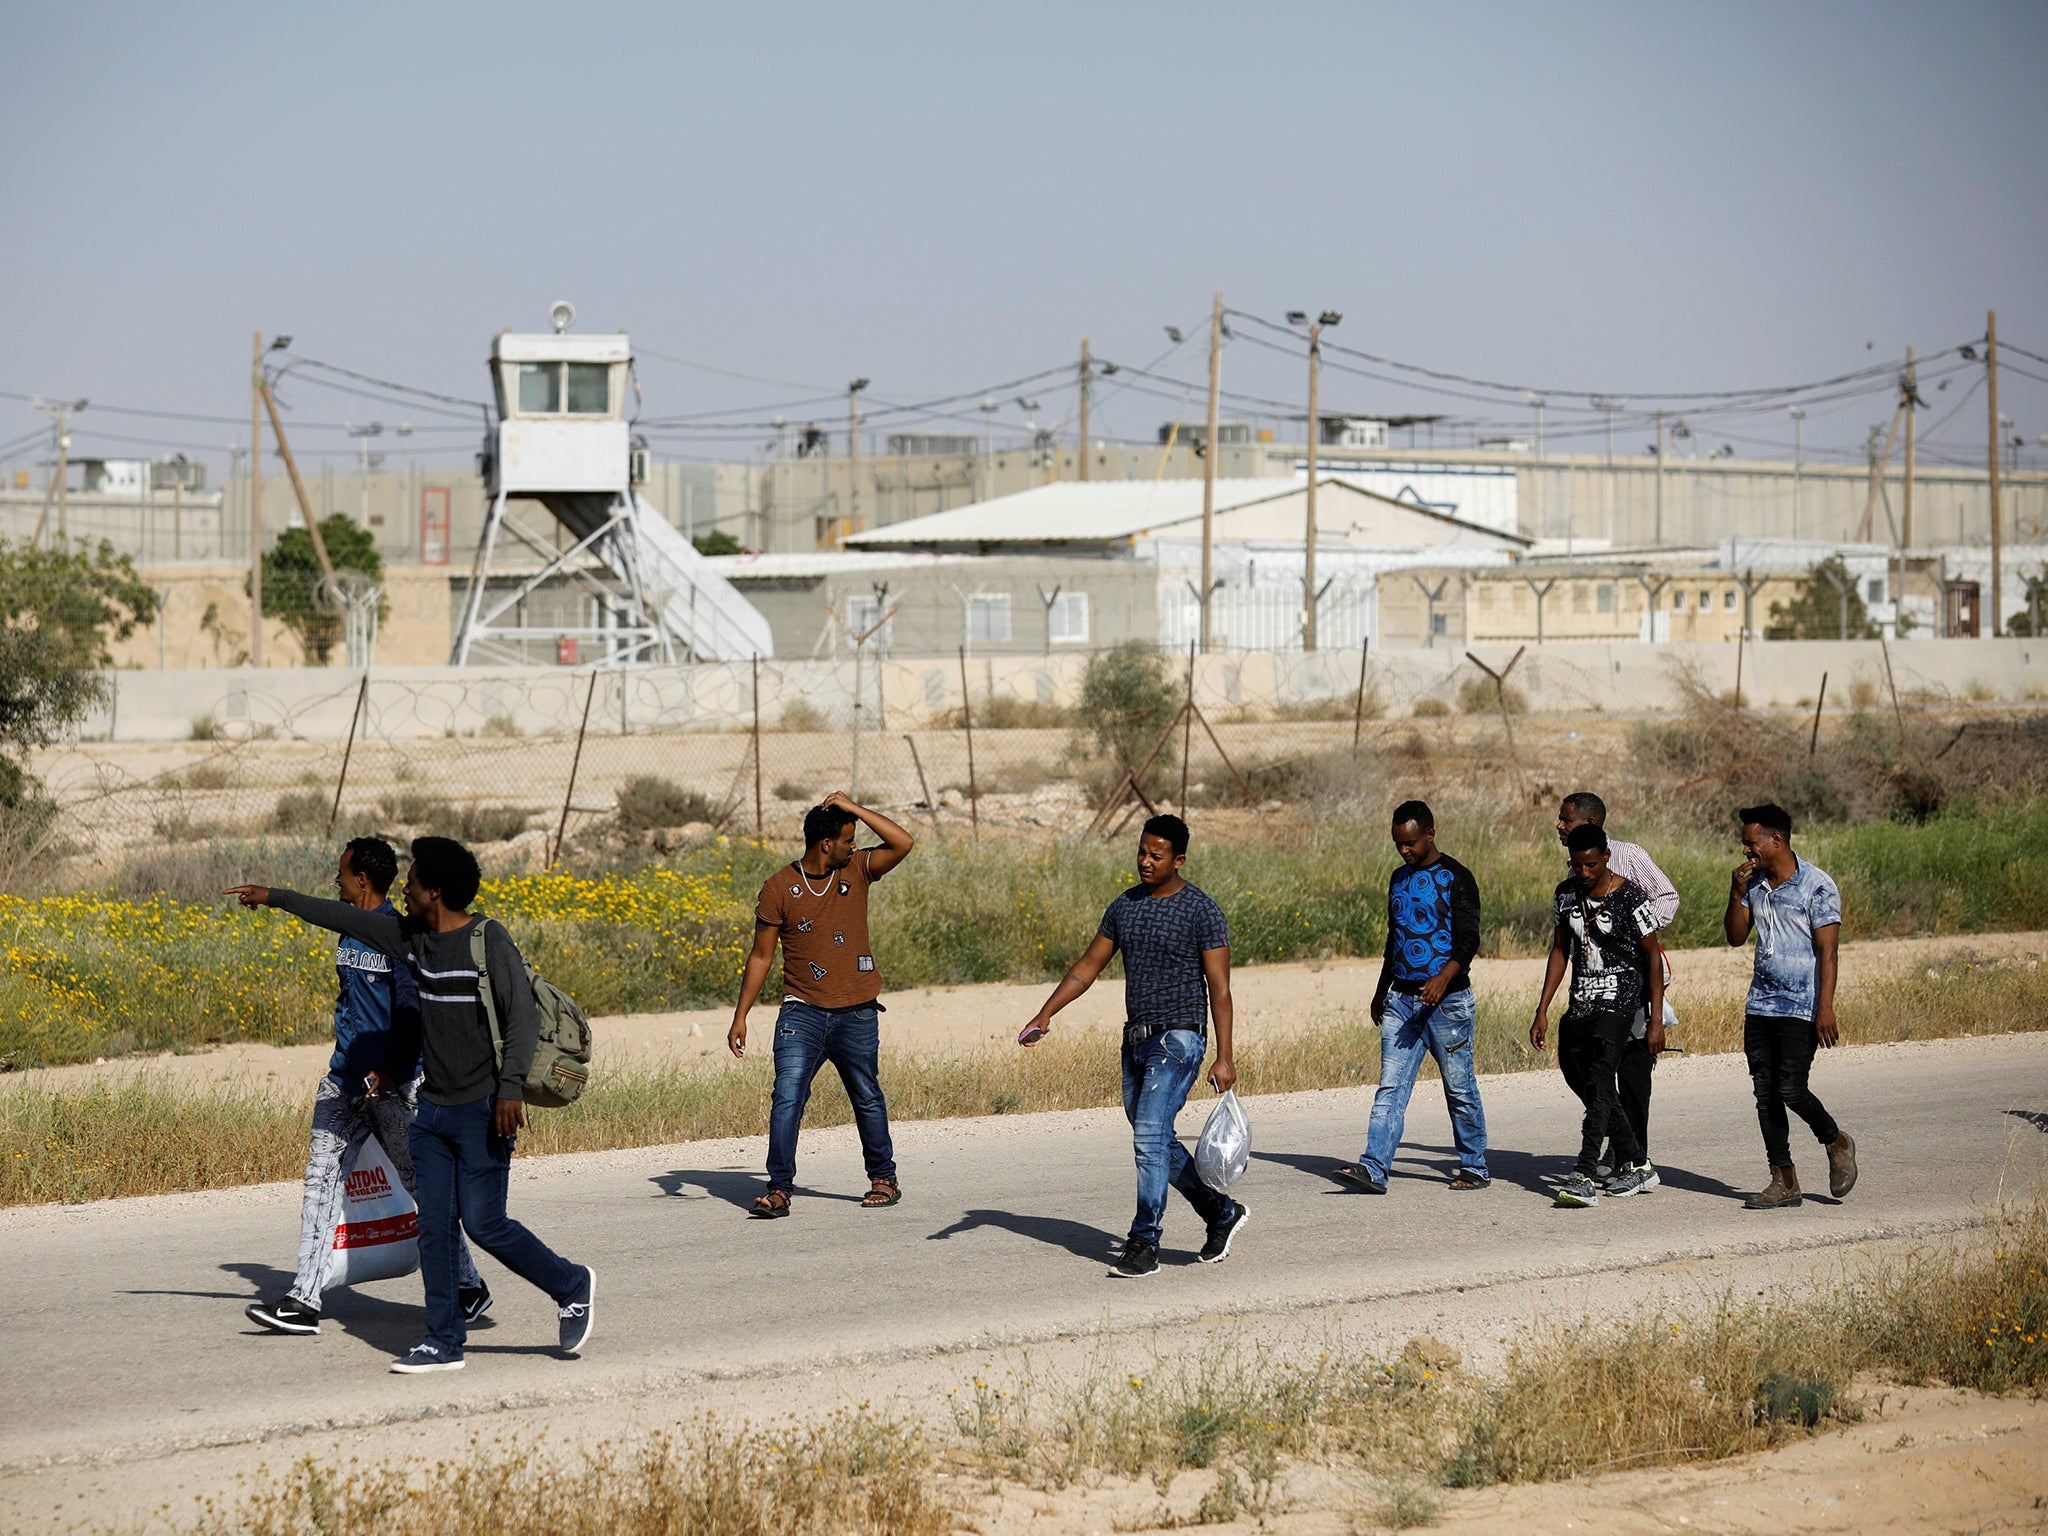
[109,565,456,671]
[78,637,2045,744]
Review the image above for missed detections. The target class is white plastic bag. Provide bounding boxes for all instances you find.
[1195,1090,1251,1193]
[320,1133,420,1291]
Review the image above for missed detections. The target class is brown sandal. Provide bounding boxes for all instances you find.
[861,1178,902,1208]
[749,1189,791,1218]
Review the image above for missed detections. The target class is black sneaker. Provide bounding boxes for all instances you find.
[459,1283,494,1324]
[1110,1239,1159,1279]
[1198,1203,1248,1264]
[557,1266,595,1354]
[246,1296,321,1335]
[389,1342,464,1374]
[1332,1163,1387,1194]
[1554,1173,1602,1208]
[1605,1162,1656,1198]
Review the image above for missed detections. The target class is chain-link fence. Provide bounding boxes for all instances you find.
[36,637,2034,860]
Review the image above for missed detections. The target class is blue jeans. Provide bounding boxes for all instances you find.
[766,1000,896,1193]
[410,1095,582,1353]
[1122,1028,1236,1247]
[1360,989,1489,1183]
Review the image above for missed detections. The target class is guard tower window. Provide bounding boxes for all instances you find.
[566,363,611,415]
[518,362,562,413]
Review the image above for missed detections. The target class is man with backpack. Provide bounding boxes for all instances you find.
[227,835,594,1374]
[241,836,488,1337]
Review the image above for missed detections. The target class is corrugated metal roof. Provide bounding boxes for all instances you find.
[704,550,976,580]
[842,479,1311,547]
[844,476,1531,549]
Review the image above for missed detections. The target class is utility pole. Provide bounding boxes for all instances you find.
[30,397,85,546]
[847,377,868,537]
[1201,290,1221,652]
[1654,408,1666,547]
[1789,406,1806,540]
[1987,310,2002,636]
[250,330,264,668]
[1078,338,1090,481]
[1901,347,1916,550]
[1291,308,1340,650]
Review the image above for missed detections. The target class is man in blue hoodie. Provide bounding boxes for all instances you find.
[245,838,486,1336]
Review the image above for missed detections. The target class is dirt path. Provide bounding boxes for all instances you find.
[14,929,2046,1098]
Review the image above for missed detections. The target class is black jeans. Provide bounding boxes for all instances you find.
[1743,1012,1840,1170]
[1616,1033,1653,1161]
[1558,1011,1643,1178]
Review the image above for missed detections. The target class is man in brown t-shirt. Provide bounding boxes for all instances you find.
[729,792,915,1217]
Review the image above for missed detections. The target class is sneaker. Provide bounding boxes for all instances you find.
[1554,1173,1602,1208]
[1605,1162,1656,1198]
[246,1296,321,1335]
[1198,1204,1248,1264]
[557,1266,595,1354]
[1332,1163,1387,1195]
[459,1283,494,1324]
[1110,1239,1160,1279]
[390,1342,464,1373]
[1594,1159,1614,1185]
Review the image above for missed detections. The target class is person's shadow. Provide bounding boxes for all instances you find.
[927,1208,1131,1264]
[1249,1149,1381,1192]
[129,1261,428,1350]
[652,1168,862,1210]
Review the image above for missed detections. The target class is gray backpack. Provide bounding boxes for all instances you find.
[470,922,592,1108]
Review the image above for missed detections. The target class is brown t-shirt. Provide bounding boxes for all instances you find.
[754,848,886,1009]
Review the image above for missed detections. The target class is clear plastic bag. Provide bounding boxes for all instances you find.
[1195,1089,1251,1192]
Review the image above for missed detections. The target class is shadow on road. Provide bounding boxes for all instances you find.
[927,1208,1123,1263]
[651,1168,862,1209]
[1247,1149,1377,1192]
[2007,1108,2048,1136]
[127,1262,425,1350]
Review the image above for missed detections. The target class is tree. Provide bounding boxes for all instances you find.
[692,529,742,557]
[2007,574,2048,637]
[1077,641,1180,773]
[249,514,384,664]
[0,539,157,839]
[1765,556,1877,641]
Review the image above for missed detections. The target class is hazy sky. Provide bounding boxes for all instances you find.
[4,1,2044,477]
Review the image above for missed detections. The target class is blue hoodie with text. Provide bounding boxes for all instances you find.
[328,898,422,1088]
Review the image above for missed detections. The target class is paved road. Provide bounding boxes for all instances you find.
[3,1035,2044,1473]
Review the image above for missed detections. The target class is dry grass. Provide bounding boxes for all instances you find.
[7,956,2042,1209]
[176,1409,949,1536]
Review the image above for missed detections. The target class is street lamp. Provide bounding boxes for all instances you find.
[1788,406,1807,539]
[979,396,998,499]
[345,422,384,525]
[1524,390,1546,457]
[847,378,869,533]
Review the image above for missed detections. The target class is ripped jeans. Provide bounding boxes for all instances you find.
[1122,1027,1236,1247]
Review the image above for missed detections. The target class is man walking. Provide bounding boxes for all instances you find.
[729,792,914,1217]
[241,837,486,1336]
[1530,824,1664,1207]
[1019,813,1244,1279]
[1336,800,1489,1195]
[1555,792,1679,1179]
[1724,803,1858,1209]
[228,836,595,1374]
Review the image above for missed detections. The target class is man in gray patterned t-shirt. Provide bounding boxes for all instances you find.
[1021,814,1244,1279]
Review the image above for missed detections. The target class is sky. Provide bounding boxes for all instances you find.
[4,0,2045,479]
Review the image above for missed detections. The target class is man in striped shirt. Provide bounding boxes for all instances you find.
[1556,793,1679,1181]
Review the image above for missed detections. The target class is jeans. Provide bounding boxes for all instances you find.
[1744,1012,1840,1170]
[288,1076,479,1308]
[767,1000,896,1193]
[1558,1011,1643,1177]
[1615,1034,1654,1162]
[1123,1028,1236,1246]
[1361,990,1489,1183]
[410,1096,582,1352]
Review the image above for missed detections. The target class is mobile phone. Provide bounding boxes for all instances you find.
[1017,1023,1048,1045]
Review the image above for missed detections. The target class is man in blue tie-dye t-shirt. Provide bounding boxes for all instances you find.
[1334,800,1490,1195]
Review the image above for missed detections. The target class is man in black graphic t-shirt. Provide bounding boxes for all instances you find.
[1529,823,1664,1208]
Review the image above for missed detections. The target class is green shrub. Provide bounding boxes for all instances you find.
[1076,641,1180,770]
[615,775,723,831]
[270,790,330,834]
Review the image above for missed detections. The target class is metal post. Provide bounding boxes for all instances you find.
[325,674,370,837]
[1180,640,1195,813]
[906,735,940,833]
[551,671,598,868]
[751,653,763,837]
[957,645,979,842]
[250,331,264,667]
[1809,671,1828,758]
[850,638,863,800]
[1352,640,1371,753]
[1987,310,2002,635]
[1304,318,1321,650]
[1200,291,1221,652]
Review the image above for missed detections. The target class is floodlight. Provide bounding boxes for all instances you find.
[549,301,575,333]
[849,377,869,393]
[1285,311,1308,326]
[1164,327,1184,344]
[269,336,291,352]
[1319,310,1342,327]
